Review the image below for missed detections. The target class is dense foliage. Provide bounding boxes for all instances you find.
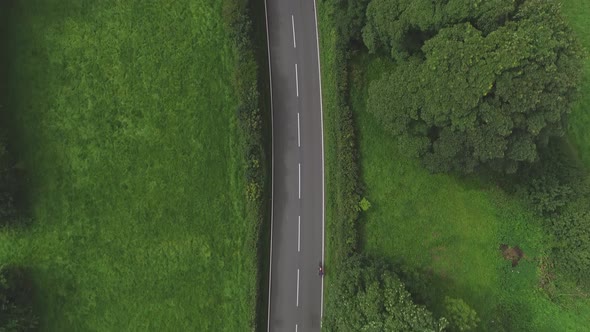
[323,255,448,331]
[443,296,479,332]
[322,0,364,264]
[517,140,590,290]
[365,0,584,173]
[0,266,37,331]
[320,0,446,328]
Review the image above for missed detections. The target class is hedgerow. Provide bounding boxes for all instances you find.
[222,0,270,329]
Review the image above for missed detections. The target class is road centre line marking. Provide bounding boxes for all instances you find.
[292,15,296,48]
[298,216,301,252]
[296,269,300,307]
[298,163,301,199]
[297,113,301,147]
[296,324,298,332]
[295,63,299,97]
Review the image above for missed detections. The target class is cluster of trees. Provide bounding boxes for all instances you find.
[364,0,584,174]
[323,255,449,331]
[324,0,589,328]
[324,254,483,331]
[357,0,590,301]
[321,1,482,330]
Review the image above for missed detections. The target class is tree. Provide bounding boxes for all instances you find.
[323,255,447,331]
[365,0,584,173]
[443,296,479,331]
[324,0,371,43]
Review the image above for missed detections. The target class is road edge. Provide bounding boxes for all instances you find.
[263,0,275,331]
[312,0,326,321]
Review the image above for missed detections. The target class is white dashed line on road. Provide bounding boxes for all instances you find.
[296,269,300,307]
[298,216,301,252]
[297,113,301,147]
[298,163,301,199]
[295,63,299,97]
[292,15,296,48]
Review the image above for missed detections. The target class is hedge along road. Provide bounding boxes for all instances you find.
[264,0,325,331]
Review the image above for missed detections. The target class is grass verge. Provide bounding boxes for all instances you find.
[1,1,263,330]
[563,0,590,167]
[317,0,361,273]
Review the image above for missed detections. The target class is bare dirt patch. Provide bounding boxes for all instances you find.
[499,244,526,267]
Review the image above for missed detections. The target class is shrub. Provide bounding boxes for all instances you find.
[358,197,371,212]
[547,204,590,289]
[443,296,479,332]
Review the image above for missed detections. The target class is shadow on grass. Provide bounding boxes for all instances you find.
[247,0,273,329]
[0,1,32,223]
[1,265,40,331]
[0,1,90,221]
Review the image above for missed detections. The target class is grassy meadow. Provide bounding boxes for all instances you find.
[351,56,590,331]
[1,1,256,330]
[563,0,590,167]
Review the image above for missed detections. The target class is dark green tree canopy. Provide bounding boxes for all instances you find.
[323,255,447,331]
[365,0,584,173]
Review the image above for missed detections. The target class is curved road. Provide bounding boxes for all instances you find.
[264,0,325,331]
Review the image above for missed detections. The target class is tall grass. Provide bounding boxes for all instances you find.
[1,1,259,330]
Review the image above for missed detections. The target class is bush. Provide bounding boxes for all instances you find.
[515,140,590,291]
[547,204,590,289]
[525,176,574,216]
[443,297,479,332]
[358,197,371,211]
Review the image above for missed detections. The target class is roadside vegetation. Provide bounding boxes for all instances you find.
[319,0,590,330]
[1,0,267,330]
[564,0,590,167]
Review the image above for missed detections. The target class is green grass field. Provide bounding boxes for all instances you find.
[352,56,590,331]
[563,0,590,168]
[1,1,256,330]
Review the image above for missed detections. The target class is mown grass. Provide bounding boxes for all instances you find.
[352,55,590,331]
[563,0,590,168]
[1,1,257,330]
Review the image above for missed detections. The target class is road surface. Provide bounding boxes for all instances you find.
[264,0,325,331]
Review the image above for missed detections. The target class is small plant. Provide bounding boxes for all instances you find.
[358,197,371,212]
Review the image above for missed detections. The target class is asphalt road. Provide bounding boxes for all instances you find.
[264,0,325,331]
